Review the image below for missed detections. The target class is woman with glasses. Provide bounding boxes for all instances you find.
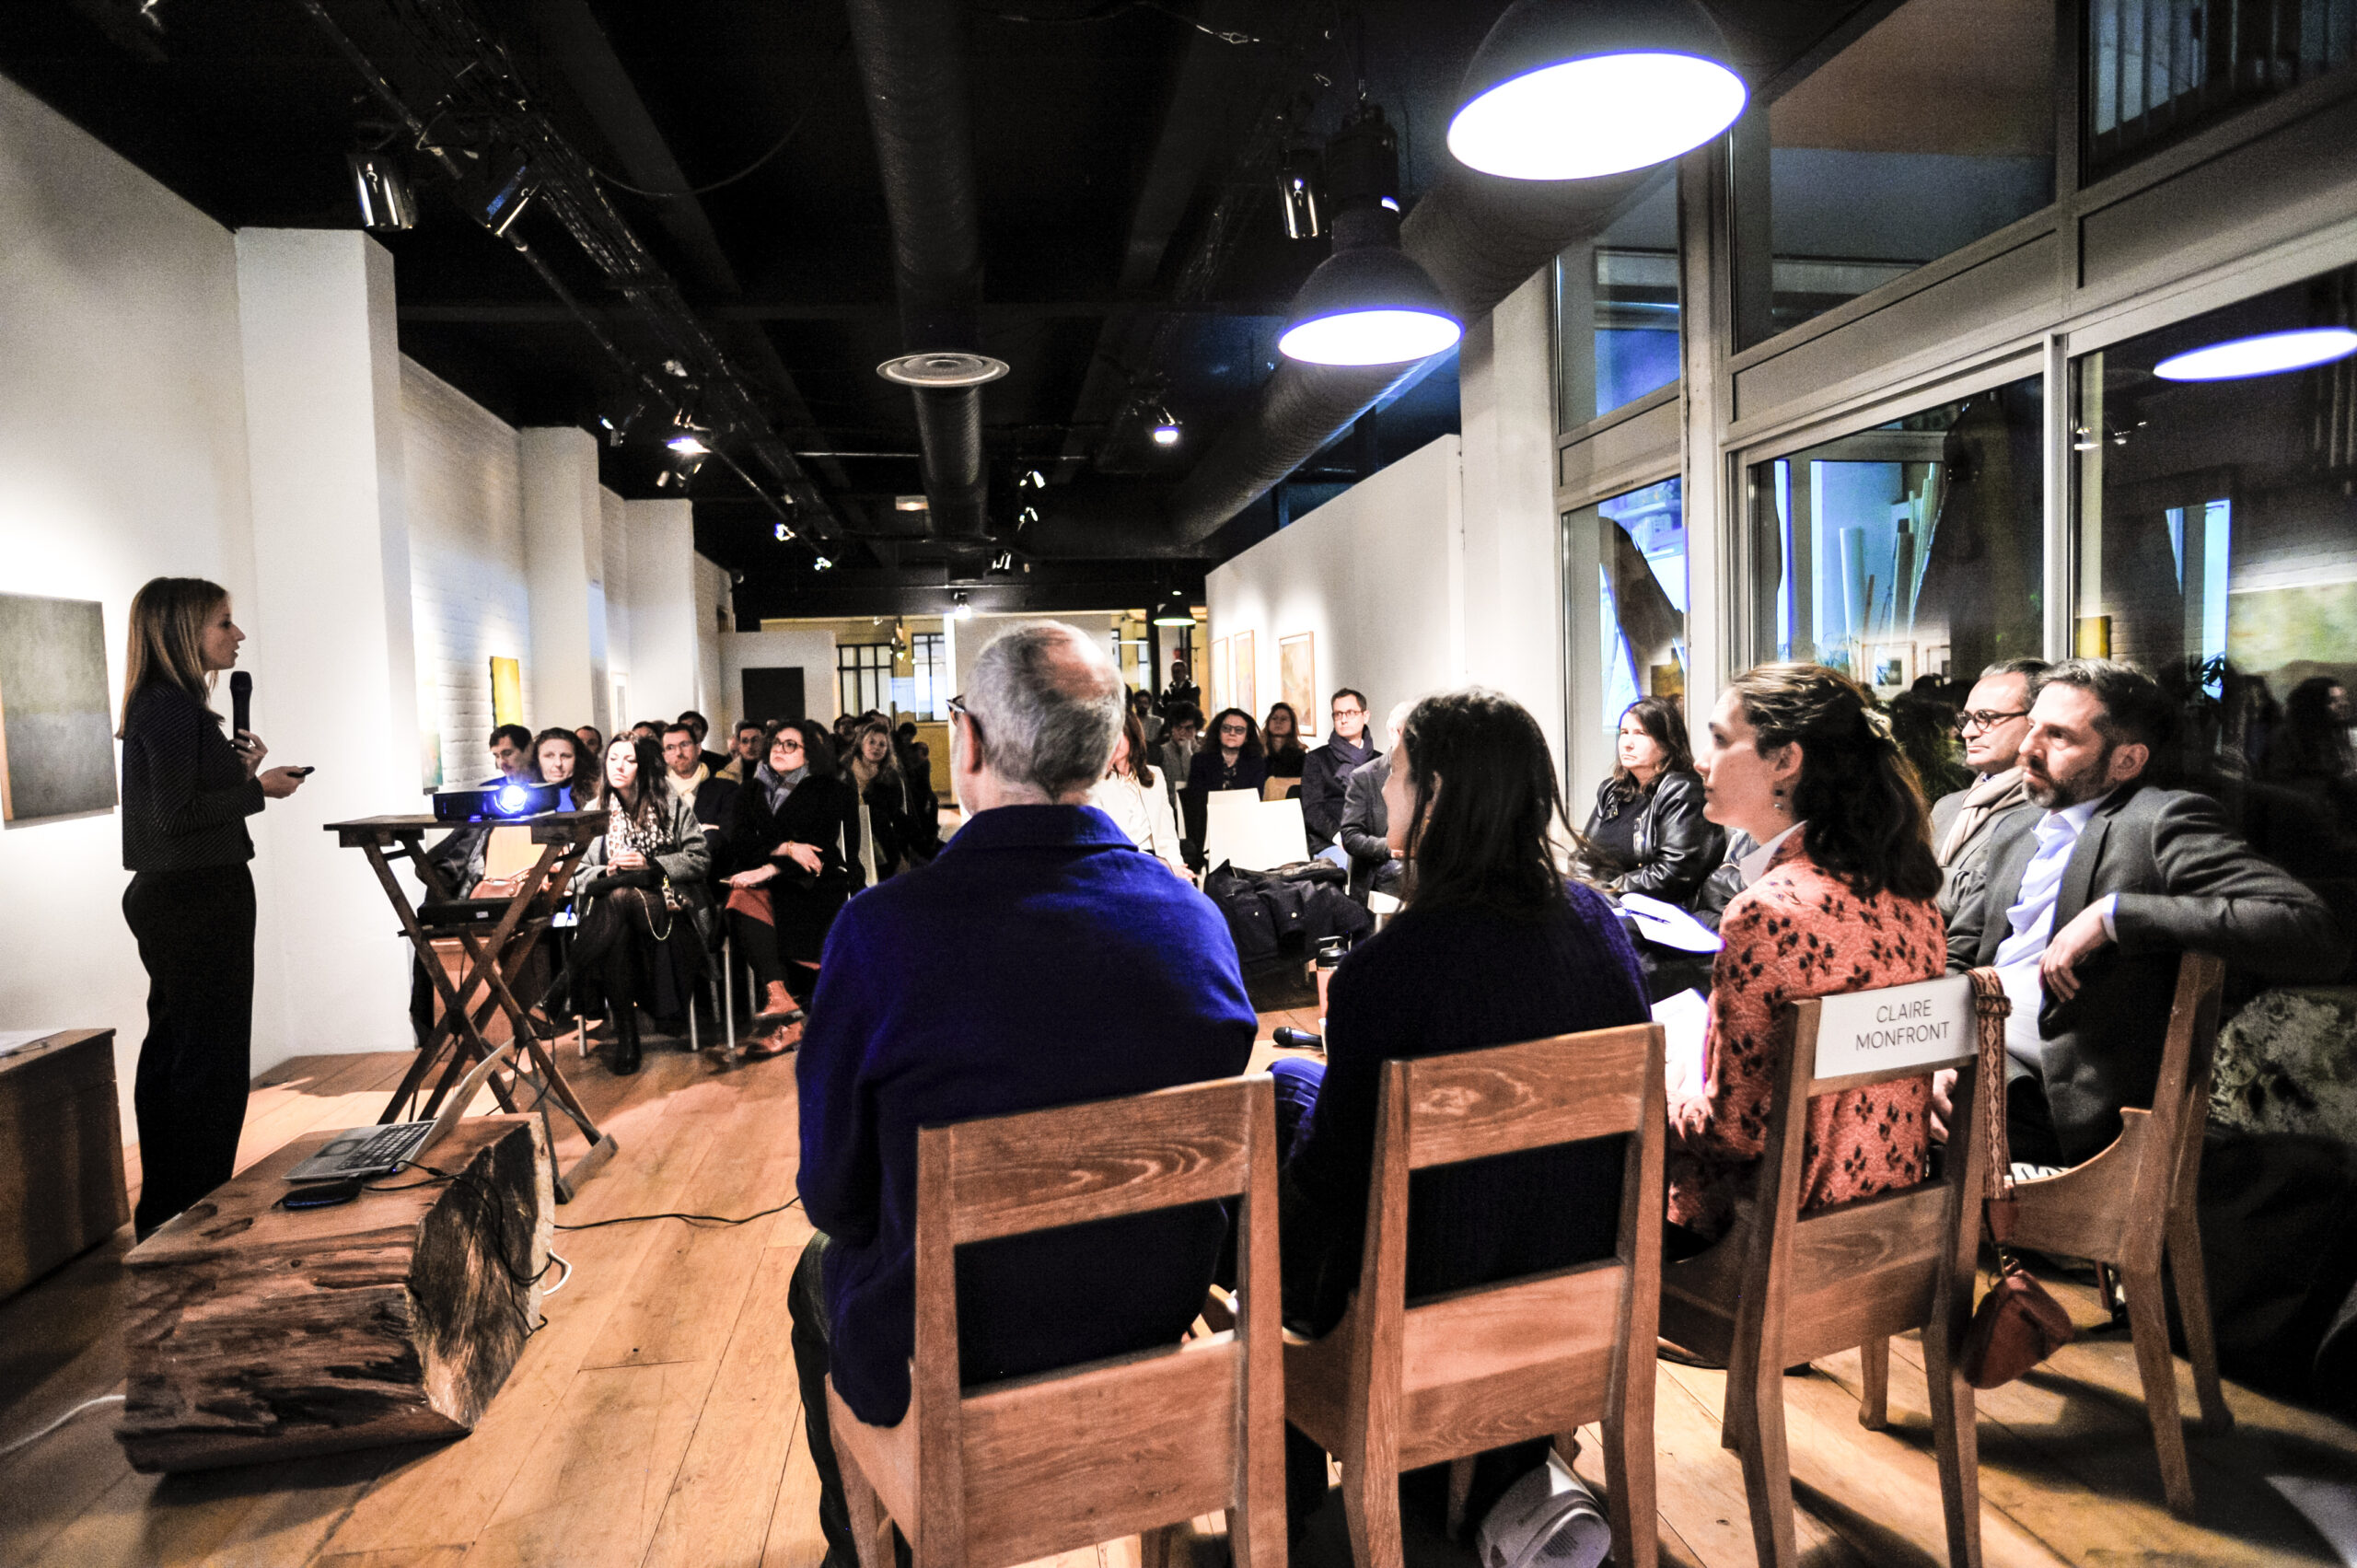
[723,719,858,1056]
[1181,706,1266,848]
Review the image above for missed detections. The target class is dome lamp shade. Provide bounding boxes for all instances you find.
[2153,327,2357,381]
[1277,105,1463,368]
[1448,0,1747,180]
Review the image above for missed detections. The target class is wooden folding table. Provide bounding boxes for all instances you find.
[326,810,617,1201]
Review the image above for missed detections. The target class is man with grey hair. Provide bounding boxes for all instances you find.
[1929,656,2048,919]
[788,620,1256,1568]
[1339,699,1415,900]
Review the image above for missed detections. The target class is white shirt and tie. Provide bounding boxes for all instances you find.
[1992,794,2120,1067]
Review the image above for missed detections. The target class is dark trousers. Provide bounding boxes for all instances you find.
[2004,1060,2069,1168]
[1264,1057,1549,1542]
[570,888,694,1022]
[791,1233,911,1568]
[730,907,816,1004]
[122,864,255,1239]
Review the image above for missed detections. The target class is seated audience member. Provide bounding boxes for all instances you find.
[718,719,764,784]
[1182,707,1268,846]
[1580,696,1722,908]
[1271,689,1650,1539]
[1890,690,1973,800]
[2264,675,2357,801]
[1340,702,1411,900]
[1669,665,1947,1249]
[574,725,603,775]
[1262,702,1307,781]
[843,715,911,889]
[1930,658,2047,920]
[1300,688,1376,858]
[1088,701,1188,877]
[1130,686,1167,749]
[791,623,1255,1567]
[1943,657,2345,1166]
[723,720,858,1053]
[566,736,715,1074]
[422,725,539,893]
[532,727,586,810]
[664,722,738,894]
[1156,701,1202,816]
[678,709,729,775]
[631,719,663,743]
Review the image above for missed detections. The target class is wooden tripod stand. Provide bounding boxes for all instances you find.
[326,810,618,1202]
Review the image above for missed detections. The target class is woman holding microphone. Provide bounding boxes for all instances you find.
[118,577,306,1239]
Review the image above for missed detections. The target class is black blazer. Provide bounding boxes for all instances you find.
[722,772,860,958]
[1579,769,1723,908]
[1946,779,2348,1163]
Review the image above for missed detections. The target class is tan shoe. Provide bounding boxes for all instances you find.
[754,980,799,1024]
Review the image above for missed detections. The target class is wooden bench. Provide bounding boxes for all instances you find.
[1281,1023,1666,1568]
[827,1074,1284,1568]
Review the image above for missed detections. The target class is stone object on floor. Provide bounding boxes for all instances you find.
[2211,985,2357,1145]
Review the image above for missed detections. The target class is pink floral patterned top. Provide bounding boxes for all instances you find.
[1667,830,1946,1237]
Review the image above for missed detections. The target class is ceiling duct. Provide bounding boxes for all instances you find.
[846,0,996,540]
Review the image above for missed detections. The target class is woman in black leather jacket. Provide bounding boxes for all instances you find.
[1580,696,1724,907]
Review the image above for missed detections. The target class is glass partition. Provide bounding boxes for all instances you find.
[2086,0,2357,177]
[2072,263,2357,941]
[1564,478,1688,796]
[1737,0,2056,346]
[1556,171,1679,430]
[1748,374,2045,696]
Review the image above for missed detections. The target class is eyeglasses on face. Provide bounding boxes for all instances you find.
[1955,709,2029,734]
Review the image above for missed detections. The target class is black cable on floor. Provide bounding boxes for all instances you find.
[555,1196,802,1231]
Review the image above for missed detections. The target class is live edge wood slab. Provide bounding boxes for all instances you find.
[116,1116,552,1473]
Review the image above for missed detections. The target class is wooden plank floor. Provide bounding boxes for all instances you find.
[3,1008,2354,1566]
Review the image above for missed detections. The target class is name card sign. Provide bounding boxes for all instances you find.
[1811,975,1974,1080]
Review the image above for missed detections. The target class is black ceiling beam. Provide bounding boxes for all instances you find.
[518,0,853,494]
[397,299,1289,324]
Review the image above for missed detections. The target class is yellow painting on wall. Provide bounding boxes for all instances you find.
[490,656,524,726]
[2229,583,2357,686]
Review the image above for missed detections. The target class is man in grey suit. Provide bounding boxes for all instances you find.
[1339,701,1413,900]
[1929,657,2047,919]
[1944,658,2346,1166]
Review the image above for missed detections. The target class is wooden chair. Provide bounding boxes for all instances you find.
[827,1075,1284,1568]
[1995,951,2231,1519]
[1282,1024,1666,1568]
[1658,975,1988,1568]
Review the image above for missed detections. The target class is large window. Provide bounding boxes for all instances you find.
[2086,0,2357,176]
[1737,0,2056,346]
[1748,374,2046,692]
[2072,263,2357,943]
[1557,171,1680,430]
[837,642,894,719]
[909,632,948,719]
[1564,478,1688,793]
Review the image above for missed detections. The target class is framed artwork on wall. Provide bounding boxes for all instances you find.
[1280,633,1316,734]
[1210,636,1230,713]
[0,593,118,823]
[490,656,524,726]
[1865,641,1913,692]
[1233,630,1256,719]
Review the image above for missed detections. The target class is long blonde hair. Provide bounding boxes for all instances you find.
[119,576,227,737]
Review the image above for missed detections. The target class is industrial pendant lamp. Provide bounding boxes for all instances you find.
[1150,593,1196,627]
[1447,0,1747,180]
[1278,106,1462,368]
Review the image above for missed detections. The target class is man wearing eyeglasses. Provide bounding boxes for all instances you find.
[1929,658,2049,919]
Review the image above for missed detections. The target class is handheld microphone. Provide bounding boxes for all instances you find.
[230,671,252,737]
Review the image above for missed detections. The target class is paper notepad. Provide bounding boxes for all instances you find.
[1620,892,1723,954]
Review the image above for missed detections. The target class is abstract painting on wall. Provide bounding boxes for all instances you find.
[1280,633,1317,735]
[0,594,118,823]
[490,656,524,727]
[1233,630,1256,719]
[1209,636,1230,714]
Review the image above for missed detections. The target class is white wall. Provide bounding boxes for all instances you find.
[719,628,838,730]
[1207,436,1466,737]
[950,612,1120,701]
[403,358,528,784]
[0,73,280,1117]
[600,486,632,727]
[694,553,730,727]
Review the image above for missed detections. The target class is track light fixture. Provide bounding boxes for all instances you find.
[462,145,540,237]
[347,150,416,232]
[1278,106,1462,367]
[667,432,710,457]
[814,554,834,570]
[991,552,1015,572]
[1279,145,1323,239]
[1021,469,1046,490]
[774,521,795,540]
[953,592,974,621]
[1018,505,1039,527]
[894,494,930,513]
[1151,408,1183,447]
[1447,0,1747,180]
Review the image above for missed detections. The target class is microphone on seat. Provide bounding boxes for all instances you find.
[230,671,252,737]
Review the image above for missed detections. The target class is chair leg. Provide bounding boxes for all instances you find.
[1139,1524,1178,1568]
[1602,1376,1659,1568]
[838,1445,891,1568]
[1922,1306,1984,1568]
[1445,1456,1476,1539]
[1724,1342,1797,1568]
[1341,1458,1405,1568]
[1859,1336,1890,1431]
[2165,1193,2234,1434]
[2120,1262,2199,1520]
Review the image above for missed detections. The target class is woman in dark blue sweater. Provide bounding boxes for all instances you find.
[1272,689,1650,1539]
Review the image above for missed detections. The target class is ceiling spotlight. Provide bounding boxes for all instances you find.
[953,592,974,621]
[466,146,540,237]
[1150,594,1197,627]
[668,432,710,456]
[1278,107,1462,367]
[774,522,795,541]
[1018,505,1039,526]
[877,352,1010,389]
[347,151,416,232]
[814,555,834,570]
[1022,469,1046,489]
[2154,327,2357,381]
[1279,145,1323,239]
[1447,0,1747,180]
[1151,409,1182,447]
[894,494,931,513]
[991,552,1015,572]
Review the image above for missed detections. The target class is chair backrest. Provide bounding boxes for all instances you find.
[1732,974,1986,1365]
[909,1075,1281,1567]
[1345,1024,1666,1469]
[1205,792,1307,871]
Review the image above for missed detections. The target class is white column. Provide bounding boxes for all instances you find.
[1457,267,1566,764]
[235,228,420,1051]
[519,425,603,732]
[623,497,699,724]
